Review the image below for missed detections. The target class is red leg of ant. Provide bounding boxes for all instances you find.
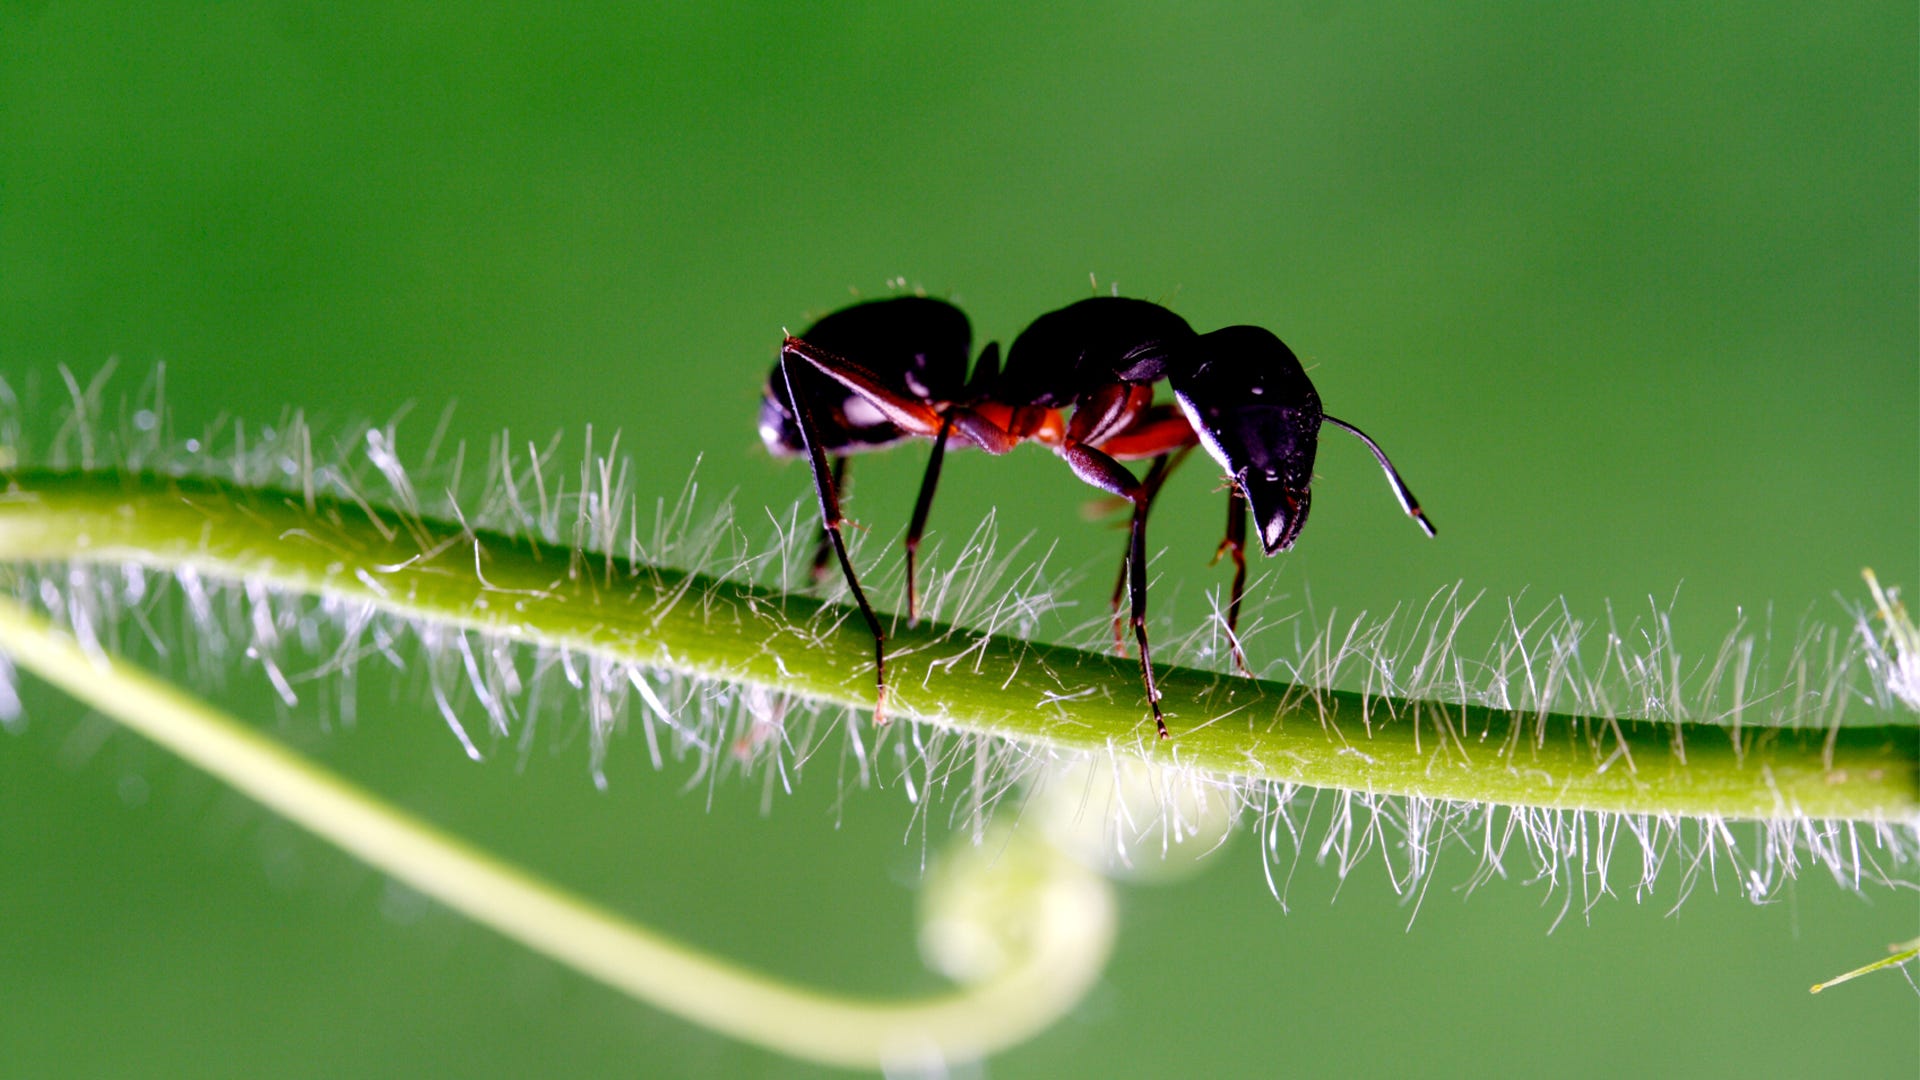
[1215,484,1251,674]
[903,413,954,625]
[778,350,891,723]
[1100,406,1196,460]
[782,334,1016,454]
[809,455,848,582]
[946,406,1021,454]
[1061,442,1169,739]
[783,336,946,435]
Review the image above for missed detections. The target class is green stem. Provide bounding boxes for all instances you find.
[2,468,1914,823]
[0,594,1116,1070]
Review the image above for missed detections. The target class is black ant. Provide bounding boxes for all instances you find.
[760,295,1435,738]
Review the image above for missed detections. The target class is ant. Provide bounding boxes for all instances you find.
[760,295,1435,738]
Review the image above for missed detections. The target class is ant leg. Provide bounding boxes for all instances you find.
[1214,484,1251,674]
[779,349,891,723]
[947,406,1020,454]
[1322,415,1437,537]
[903,400,1013,623]
[1110,452,1174,654]
[783,336,946,434]
[901,341,1001,623]
[903,413,954,625]
[1061,443,1169,739]
[809,456,848,582]
[1123,478,1167,740]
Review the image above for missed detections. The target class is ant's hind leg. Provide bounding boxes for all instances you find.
[1110,452,1175,654]
[810,456,848,581]
[1122,481,1169,739]
[779,350,892,723]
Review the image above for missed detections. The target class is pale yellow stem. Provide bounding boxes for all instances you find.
[0,595,1115,1071]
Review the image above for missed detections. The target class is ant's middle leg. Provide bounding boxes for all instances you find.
[903,342,1004,624]
[897,404,1017,624]
[1109,453,1171,652]
[1061,442,1170,739]
[899,404,1021,623]
[902,414,954,625]
[1107,449,1191,654]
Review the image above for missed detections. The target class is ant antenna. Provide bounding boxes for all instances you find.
[1323,415,1437,537]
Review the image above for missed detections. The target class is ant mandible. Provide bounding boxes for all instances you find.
[760,295,1435,738]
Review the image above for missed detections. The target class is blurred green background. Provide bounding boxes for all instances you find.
[2,3,1915,1076]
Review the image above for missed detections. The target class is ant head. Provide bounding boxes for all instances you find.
[1239,468,1313,555]
[1169,326,1324,555]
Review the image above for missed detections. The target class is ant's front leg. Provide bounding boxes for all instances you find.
[1061,441,1170,740]
[1214,484,1251,674]
[1095,406,1198,656]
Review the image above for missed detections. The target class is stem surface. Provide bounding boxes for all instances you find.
[2,469,1914,822]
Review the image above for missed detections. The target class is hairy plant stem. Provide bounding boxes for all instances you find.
[2,468,1914,823]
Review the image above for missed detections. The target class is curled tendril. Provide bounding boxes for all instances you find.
[0,595,1120,1070]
